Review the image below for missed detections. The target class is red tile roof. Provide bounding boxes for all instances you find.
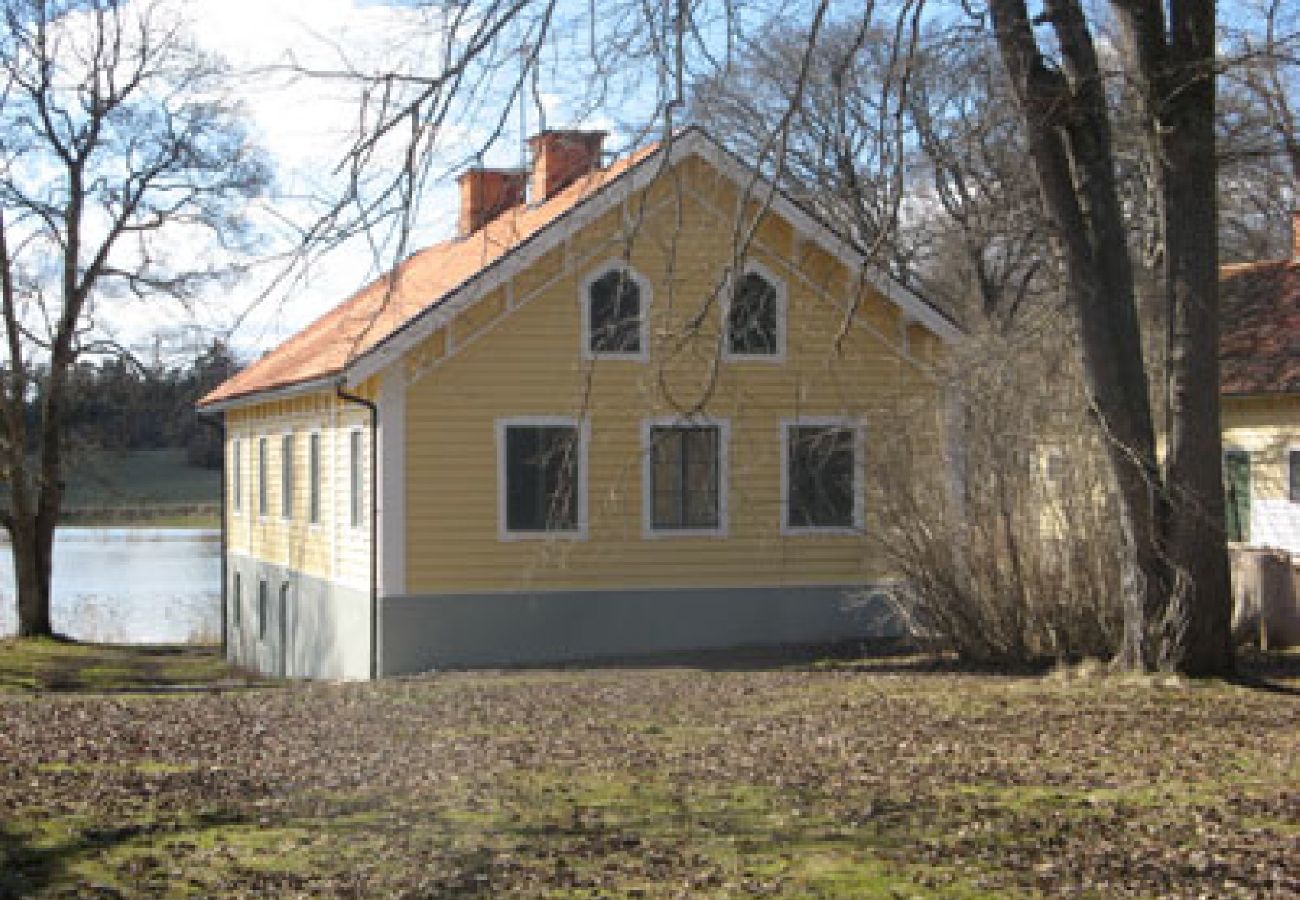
[199,143,659,408]
[1219,259,1300,395]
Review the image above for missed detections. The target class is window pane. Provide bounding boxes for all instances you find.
[232,573,241,626]
[728,272,778,355]
[1290,450,1299,504]
[788,426,855,528]
[308,434,321,524]
[588,269,642,354]
[650,426,719,530]
[232,440,241,511]
[258,580,268,640]
[258,438,267,515]
[282,434,294,519]
[350,431,363,528]
[506,426,579,532]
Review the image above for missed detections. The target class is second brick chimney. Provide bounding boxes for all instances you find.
[528,130,606,203]
[458,168,527,237]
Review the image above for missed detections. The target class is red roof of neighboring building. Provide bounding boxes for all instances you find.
[1219,259,1300,395]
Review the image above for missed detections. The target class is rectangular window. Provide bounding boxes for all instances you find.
[232,439,241,511]
[649,424,722,532]
[257,437,268,516]
[1290,449,1299,505]
[501,421,582,534]
[784,421,861,532]
[257,578,268,641]
[281,433,294,520]
[349,429,363,528]
[231,572,241,628]
[308,433,321,524]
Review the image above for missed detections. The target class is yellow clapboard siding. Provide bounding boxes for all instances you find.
[1222,394,1300,502]
[403,156,945,593]
[224,389,372,586]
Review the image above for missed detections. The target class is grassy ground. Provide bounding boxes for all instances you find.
[0,644,1296,898]
[0,638,251,693]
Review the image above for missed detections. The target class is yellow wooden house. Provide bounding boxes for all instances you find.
[1220,216,1300,557]
[199,127,960,678]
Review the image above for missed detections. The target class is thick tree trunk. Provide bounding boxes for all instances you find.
[1155,0,1234,675]
[990,0,1170,671]
[11,512,55,637]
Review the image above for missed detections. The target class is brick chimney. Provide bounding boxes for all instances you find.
[528,130,606,203]
[1292,209,1300,263]
[457,168,527,237]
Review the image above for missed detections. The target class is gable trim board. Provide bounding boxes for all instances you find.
[340,128,959,391]
[199,128,959,414]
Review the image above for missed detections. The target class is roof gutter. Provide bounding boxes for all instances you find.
[335,384,379,681]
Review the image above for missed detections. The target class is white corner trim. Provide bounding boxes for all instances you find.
[721,259,788,364]
[495,416,590,542]
[779,416,866,537]
[640,416,731,539]
[578,259,652,362]
[378,370,407,596]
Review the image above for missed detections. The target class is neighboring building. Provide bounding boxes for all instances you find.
[1220,211,1300,557]
[199,127,960,679]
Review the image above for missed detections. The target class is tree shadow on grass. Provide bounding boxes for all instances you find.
[0,807,250,898]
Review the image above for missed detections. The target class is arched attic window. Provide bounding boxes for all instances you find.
[725,262,786,360]
[582,263,649,359]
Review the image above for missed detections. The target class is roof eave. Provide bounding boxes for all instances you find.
[197,372,344,414]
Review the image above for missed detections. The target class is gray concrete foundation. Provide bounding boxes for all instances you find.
[226,553,371,680]
[380,583,902,674]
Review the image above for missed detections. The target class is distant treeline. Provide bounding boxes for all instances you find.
[27,340,240,470]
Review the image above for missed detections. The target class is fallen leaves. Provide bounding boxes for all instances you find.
[0,665,1296,897]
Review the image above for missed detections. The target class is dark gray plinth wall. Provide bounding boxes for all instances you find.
[380,584,903,673]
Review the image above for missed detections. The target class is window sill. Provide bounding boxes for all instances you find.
[722,350,785,364]
[643,526,727,540]
[780,525,863,537]
[498,528,588,542]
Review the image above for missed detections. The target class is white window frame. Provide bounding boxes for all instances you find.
[307,430,322,526]
[579,260,651,362]
[722,259,787,363]
[349,428,365,530]
[231,438,242,513]
[641,416,729,539]
[256,436,268,519]
[780,416,866,536]
[281,431,295,521]
[496,415,590,541]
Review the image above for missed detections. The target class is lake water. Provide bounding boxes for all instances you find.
[0,528,221,643]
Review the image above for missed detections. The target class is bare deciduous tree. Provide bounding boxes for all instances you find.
[0,0,269,636]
